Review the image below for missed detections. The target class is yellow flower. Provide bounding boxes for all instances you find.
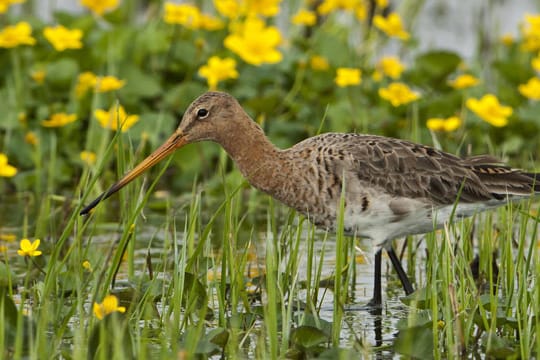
[0,153,17,177]
[43,25,83,51]
[75,71,97,97]
[317,0,358,15]
[292,9,317,26]
[80,151,97,166]
[379,82,420,106]
[0,0,25,14]
[354,2,367,21]
[0,233,16,242]
[198,14,224,31]
[466,94,512,127]
[31,70,46,84]
[0,22,36,48]
[17,238,42,257]
[95,75,125,92]
[335,67,362,87]
[93,295,126,320]
[82,260,92,271]
[80,0,119,16]
[198,56,239,91]
[373,13,410,40]
[310,55,329,71]
[224,17,282,66]
[41,113,77,128]
[533,54,540,72]
[214,0,242,18]
[522,14,540,52]
[448,74,480,89]
[246,0,281,17]
[500,33,514,46]
[95,104,139,132]
[518,77,540,100]
[426,116,462,132]
[375,56,405,79]
[25,131,38,146]
[376,0,388,8]
[164,2,200,28]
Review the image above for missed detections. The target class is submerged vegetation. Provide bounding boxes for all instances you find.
[0,0,539,358]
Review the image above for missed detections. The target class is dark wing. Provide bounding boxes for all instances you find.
[310,134,538,205]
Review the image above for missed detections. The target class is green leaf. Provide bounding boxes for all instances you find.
[394,322,434,359]
[163,82,208,112]
[291,325,329,349]
[46,58,79,89]
[118,65,162,100]
[493,59,533,85]
[408,50,461,89]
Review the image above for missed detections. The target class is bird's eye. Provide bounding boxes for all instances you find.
[197,108,209,118]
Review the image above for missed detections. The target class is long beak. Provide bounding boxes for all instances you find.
[80,131,188,215]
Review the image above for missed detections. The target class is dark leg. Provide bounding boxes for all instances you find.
[367,249,383,308]
[387,246,414,295]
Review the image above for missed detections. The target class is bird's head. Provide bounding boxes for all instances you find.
[79,91,242,215]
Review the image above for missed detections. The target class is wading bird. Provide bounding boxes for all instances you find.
[80,91,539,307]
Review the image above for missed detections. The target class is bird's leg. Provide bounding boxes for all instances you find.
[367,249,383,308]
[387,246,414,295]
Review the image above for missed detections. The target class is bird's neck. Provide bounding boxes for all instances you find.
[216,117,284,194]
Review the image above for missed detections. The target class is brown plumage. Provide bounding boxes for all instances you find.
[80,91,539,306]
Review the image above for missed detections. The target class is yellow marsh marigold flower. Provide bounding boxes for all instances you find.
[163,2,223,30]
[0,0,25,14]
[81,0,119,16]
[31,70,46,84]
[80,151,96,165]
[214,0,242,18]
[0,22,36,48]
[379,82,420,106]
[354,2,367,21]
[41,113,77,128]
[317,0,357,15]
[25,131,38,146]
[426,116,462,132]
[466,94,512,127]
[448,74,480,89]
[17,238,42,257]
[95,104,139,132]
[82,260,92,271]
[164,2,200,28]
[292,9,317,26]
[93,295,126,320]
[0,153,17,177]
[310,55,329,71]
[75,71,97,97]
[43,25,83,51]
[335,68,362,87]
[199,14,224,31]
[248,0,281,17]
[532,54,540,72]
[375,56,405,79]
[224,17,282,66]
[373,13,410,40]
[522,14,540,52]
[519,77,540,100]
[198,56,239,91]
[0,233,16,242]
[95,75,125,92]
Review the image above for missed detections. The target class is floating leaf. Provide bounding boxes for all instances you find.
[291,325,329,349]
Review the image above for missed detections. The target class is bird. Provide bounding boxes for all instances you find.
[80,91,539,307]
